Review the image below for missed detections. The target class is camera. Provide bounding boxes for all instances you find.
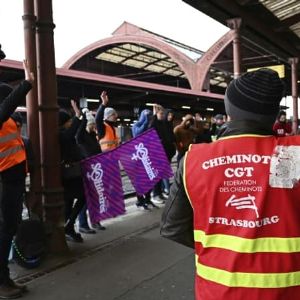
[79,97,88,109]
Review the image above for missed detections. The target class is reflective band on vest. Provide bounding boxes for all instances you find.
[195,255,300,288]
[0,145,24,158]
[194,230,300,253]
[0,132,18,143]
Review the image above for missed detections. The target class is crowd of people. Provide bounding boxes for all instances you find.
[0,41,299,300]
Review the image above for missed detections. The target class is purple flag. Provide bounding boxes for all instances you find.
[115,128,173,195]
[81,150,125,223]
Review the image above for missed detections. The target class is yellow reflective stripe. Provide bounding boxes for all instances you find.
[195,256,300,288]
[0,145,23,158]
[0,132,18,143]
[218,134,272,141]
[194,230,300,253]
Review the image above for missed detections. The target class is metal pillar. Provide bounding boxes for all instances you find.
[289,58,299,134]
[34,0,68,253]
[227,18,242,79]
[23,0,43,218]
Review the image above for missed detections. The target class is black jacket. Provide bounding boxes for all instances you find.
[149,115,176,161]
[160,120,274,248]
[0,80,32,182]
[59,117,83,163]
[76,116,101,158]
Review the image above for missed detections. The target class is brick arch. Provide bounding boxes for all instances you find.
[62,35,197,89]
[194,30,235,91]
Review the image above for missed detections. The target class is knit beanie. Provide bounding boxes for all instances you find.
[0,82,13,103]
[224,68,285,125]
[86,112,96,125]
[59,110,71,126]
[214,114,224,120]
[103,107,117,120]
[11,112,23,126]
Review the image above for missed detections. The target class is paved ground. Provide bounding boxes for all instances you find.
[10,200,195,300]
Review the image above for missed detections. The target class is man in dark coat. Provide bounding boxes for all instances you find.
[0,57,34,298]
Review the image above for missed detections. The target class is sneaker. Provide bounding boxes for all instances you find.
[146,200,159,209]
[136,202,151,211]
[0,282,22,299]
[65,229,84,243]
[79,227,96,234]
[92,223,106,230]
[159,194,168,200]
[151,196,165,204]
[162,192,169,199]
[6,279,27,293]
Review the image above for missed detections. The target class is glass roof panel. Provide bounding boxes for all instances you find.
[109,47,134,57]
[134,54,157,64]
[164,69,183,77]
[146,51,167,59]
[96,52,125,63]
[122,43,147,53]
[259,0,300,20]
[145,64,167,73]
[290,22,300,37]
[122,59,147,68]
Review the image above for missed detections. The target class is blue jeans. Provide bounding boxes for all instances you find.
[78,204,89,228]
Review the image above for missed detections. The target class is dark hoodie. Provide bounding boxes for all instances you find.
[0,80,32,181]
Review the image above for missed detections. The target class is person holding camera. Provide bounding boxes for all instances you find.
[173,114,202,163]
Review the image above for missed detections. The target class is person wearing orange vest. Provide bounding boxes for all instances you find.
[0,58,34,299]
[96,91,119,152]
[161,69,300,300]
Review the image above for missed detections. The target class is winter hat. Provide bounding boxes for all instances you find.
[214,114,224,120]
[59,110,71,126]
[224,68,284,124]
[103,107,117,120]
[0,82,13,103]
[11,112,23,126]
[86,112,96,125]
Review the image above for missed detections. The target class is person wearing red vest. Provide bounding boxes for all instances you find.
[0,58,34,299]
[161,69,300,300]
[96,91,119,152]
[273,110,292,137]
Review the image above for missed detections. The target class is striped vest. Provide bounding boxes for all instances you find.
[184,134,300,300]
[0,118,26,172]
[99,122,119,152]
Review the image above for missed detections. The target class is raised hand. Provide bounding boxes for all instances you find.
[70,99,81,117]
[23,59,34,84]
[100,91,109,106]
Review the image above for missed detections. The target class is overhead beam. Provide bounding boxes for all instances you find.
[275,13,300,31]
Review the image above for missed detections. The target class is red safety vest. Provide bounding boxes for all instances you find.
[0,118,26,172]
[184,134,300,300]
[99,122,119,152]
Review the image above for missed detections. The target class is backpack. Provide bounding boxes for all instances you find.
[12,218,46,269]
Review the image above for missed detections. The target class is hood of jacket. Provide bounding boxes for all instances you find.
[218,120,274,139]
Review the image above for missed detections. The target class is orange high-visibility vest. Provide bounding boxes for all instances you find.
[184,134,300,300]
[99,122,119,152]
[0,118,26,172]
